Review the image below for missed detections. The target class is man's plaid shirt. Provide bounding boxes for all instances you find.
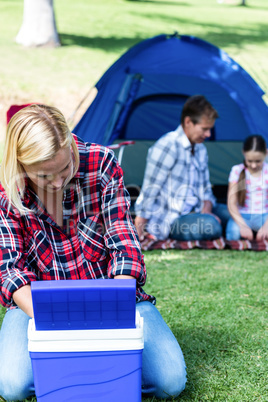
[135,125,216,240]
[0,136,155,309]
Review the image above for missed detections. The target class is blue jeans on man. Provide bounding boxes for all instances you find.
[169,203,230,241]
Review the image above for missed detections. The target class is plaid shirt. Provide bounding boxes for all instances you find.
[0,136,155,309]
[135,125,216,240]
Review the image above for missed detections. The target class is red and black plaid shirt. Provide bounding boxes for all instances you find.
[0,136,155,309]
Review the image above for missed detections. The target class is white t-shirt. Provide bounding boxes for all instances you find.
[228,162,268,214]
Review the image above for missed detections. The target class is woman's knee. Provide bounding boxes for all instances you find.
[0,370,33,402]
[153,364,187,399]
[137,301,187,399]
[0,309,34,401]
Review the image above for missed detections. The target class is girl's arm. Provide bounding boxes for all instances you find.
[227,181,253,240]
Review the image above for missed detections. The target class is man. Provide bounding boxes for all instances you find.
[134,95,229,241]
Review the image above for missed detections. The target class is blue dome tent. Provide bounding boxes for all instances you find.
[73,33,268,201]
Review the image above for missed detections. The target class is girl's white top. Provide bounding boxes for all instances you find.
[229,162,268,214]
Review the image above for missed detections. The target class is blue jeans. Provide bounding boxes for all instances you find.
[226,213,268,240]
[137,302,186,399]
[170,203,229,241]
[0,308,35,401]
[0,302,186,401]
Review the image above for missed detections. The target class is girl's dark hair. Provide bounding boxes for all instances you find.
[237,135,267,206]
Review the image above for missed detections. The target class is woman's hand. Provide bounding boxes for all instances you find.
[114,275,136,280]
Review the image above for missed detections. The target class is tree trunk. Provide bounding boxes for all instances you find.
[241,0,246,5]
[16,0,60,47]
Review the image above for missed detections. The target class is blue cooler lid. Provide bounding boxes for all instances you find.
[31,279,136,331]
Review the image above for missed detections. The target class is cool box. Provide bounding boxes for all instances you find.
[31,279,136,330]
[28,280,143,401]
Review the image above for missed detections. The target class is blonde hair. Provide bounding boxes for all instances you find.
[0,104,80,214]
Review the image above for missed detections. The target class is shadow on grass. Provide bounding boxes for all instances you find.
[59,19,268,52]
[59,34,148,51]
[200,25,268,50]
[125,0,190,5]
[172,325,244,399]
[135,13,268,48]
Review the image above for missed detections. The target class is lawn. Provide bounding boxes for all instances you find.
[0,249,267,401]
[0,0,268,143]
[0,0,268,401]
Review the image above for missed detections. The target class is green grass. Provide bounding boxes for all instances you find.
[1,0,268,143]
[1,0,268,400]
[0,249,267,401]
[144,249,268,400]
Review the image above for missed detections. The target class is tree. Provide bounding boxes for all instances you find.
[16,0,60,47]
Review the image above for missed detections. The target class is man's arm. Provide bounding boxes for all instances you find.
[201,200,213,214]
[134,216,148,241]
[201,200,221,223]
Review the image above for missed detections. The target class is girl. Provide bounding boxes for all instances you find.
[226,134,268,241]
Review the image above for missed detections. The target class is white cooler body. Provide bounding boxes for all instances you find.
[28,312,144,402]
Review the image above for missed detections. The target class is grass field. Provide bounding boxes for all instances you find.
[0,249,267,401]
[1,0,268,143]
[0,0,268,401]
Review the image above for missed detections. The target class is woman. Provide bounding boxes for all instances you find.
[0,104,186,401]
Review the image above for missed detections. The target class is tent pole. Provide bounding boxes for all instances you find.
[68,86,98,130]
